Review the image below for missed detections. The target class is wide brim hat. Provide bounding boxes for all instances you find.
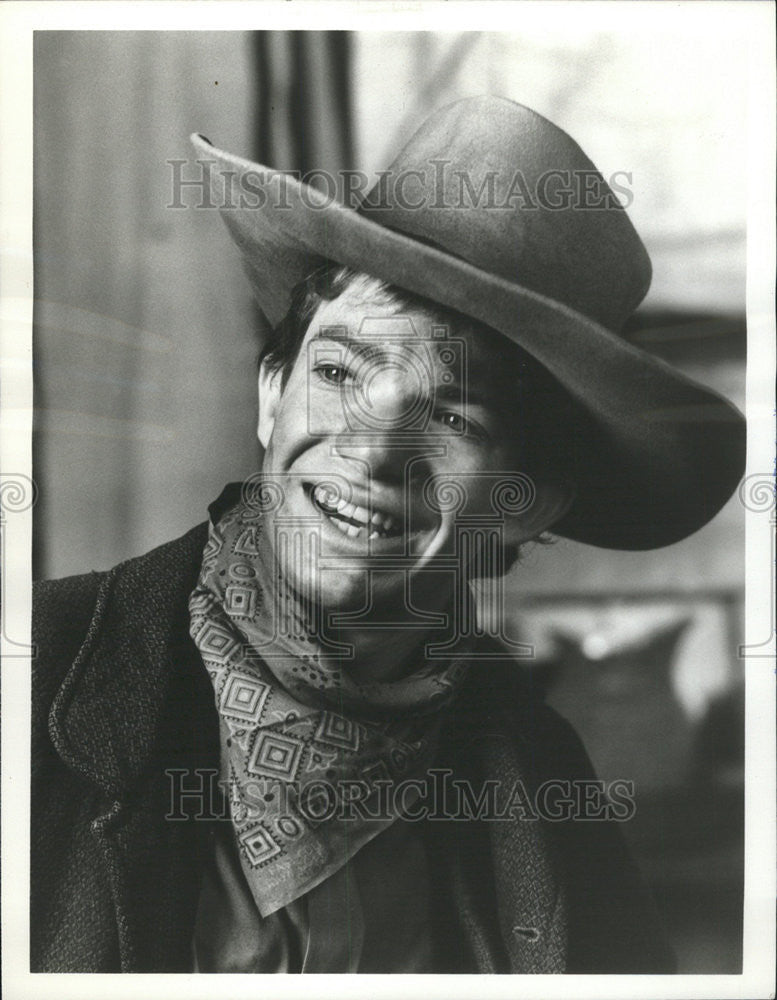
[191,96,745,550]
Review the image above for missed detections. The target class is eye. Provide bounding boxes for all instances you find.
[437,410,487,440]
[314,363,352,386]
[439,411,466,432]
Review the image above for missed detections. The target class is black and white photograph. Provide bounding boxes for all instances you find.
[1,2,774,997]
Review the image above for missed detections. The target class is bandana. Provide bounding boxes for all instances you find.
[188,495,468,916]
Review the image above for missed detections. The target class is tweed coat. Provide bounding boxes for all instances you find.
[31,522,675,973]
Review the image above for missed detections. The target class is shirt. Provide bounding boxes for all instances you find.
[193,813,436,972]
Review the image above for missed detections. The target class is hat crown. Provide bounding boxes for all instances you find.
[360,97,651,331]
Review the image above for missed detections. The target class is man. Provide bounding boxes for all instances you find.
[31,97,745,973]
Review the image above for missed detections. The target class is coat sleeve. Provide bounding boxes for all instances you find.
[526,700,677,973]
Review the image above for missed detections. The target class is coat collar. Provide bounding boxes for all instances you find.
[48,521,213,799]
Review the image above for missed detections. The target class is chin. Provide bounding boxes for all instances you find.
[316,567,371,613]
[265,499,449,621]
[277,555,369,612]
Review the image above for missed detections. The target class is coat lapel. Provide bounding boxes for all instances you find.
[435,659,569,973]
[478,729,568,972]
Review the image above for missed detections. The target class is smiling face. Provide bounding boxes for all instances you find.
[257,275,572,613]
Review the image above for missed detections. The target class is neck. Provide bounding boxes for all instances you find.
[323,623,433,683]
[317,577,458,683]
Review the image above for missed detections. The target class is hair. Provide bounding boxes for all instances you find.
[259,262,582,571]
[261,264,446,386]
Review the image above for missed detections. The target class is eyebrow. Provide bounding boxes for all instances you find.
[436,382,489,408]
[312,330,390,364]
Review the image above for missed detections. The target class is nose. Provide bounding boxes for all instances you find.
[350,359,430,428]
[333,362,438,484]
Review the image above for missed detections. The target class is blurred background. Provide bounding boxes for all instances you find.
[34,23,748,971]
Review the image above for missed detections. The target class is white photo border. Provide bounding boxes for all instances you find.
[1,3,774,998]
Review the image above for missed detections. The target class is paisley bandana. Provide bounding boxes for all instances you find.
[188,495,468,916]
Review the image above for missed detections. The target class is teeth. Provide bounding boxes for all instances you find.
[370,510,395,530]
[312,484,404,539]
[352,504,369,526]
[314,485,348,512]
[329,514,351,536]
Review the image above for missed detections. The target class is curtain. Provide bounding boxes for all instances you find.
[33,31,353,579]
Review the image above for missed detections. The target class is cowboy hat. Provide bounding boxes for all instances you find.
[190,96,745,550]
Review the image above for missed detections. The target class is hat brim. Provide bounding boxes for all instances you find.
[191,134,745,551]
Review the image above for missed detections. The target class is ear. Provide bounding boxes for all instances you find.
[257,359,283,449]
[503,479,576,546]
